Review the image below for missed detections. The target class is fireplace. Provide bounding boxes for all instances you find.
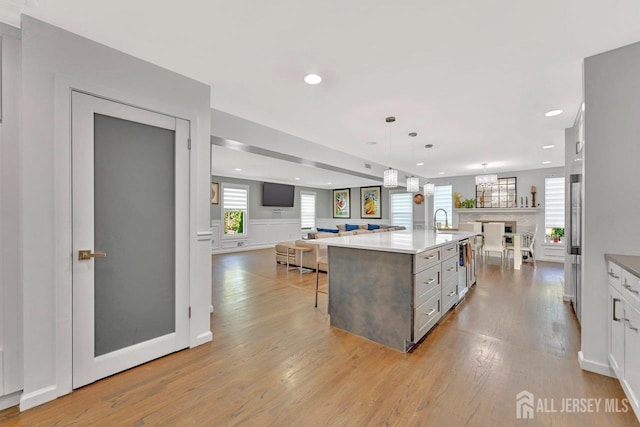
[477,220,517,233]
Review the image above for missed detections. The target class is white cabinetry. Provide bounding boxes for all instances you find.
[607,256,640,421]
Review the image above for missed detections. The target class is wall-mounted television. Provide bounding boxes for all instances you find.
[262,182,295,207]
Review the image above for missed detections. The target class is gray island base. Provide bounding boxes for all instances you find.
[318,230,477,352]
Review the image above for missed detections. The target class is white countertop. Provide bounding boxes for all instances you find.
[306,229,477,254]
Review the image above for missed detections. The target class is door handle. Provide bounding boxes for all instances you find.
[78,250,107,261]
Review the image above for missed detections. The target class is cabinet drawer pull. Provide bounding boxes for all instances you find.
[609,271,620,279]
[424,278,436,285]
[425,308,437,317]
[623,284,639,294]
[613,298,621,322]
[447,247,455,252]
[447,291,456,297]
[624,319,639,332]
[424,254,437,260]
[447,267,455,272]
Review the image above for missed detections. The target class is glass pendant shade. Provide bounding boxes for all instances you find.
[383,168,398,188]
[424,183,435,196]
[406,176,419,192]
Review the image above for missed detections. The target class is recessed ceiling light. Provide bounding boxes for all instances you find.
[234,168,242,171]
[416,162,424,166]
[438,171,445,175]
[542,161,552,164]
[545,109,563,117]
[294,177,300,180]
[327,182,332,185]
[365,141,377,146]
[542,145,555,149]
[304,74,322,85]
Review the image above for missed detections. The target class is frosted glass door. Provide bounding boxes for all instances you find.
[72,92,189,388]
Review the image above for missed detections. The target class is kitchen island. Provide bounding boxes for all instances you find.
[314,230,477,352]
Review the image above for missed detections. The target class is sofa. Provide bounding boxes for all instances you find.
[275,225,407,271]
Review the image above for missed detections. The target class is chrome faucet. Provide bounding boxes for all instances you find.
[433,208,449,230]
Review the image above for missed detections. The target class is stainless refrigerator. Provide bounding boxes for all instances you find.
[569,172,582,323]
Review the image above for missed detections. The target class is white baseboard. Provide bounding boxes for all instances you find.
[578,351,615,378]
[563,295,573,302]
[194,331,213,347]
[212,243,275,255]
[0,390,21,411]
[19,385,58,411]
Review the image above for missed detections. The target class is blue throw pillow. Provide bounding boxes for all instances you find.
[345,224,360,231]
[367,224,380,230]
[317,227,339,233]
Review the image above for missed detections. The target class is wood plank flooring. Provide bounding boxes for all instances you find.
[1,249,638,426]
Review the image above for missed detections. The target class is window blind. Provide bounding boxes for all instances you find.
[300,192,316,229]
[390,192,413,229]
[433,185,452,227]
[223,187,248,210]
[545,177,565,229]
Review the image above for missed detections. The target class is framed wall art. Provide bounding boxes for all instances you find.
[333,188,351,218]
[360,186,382,219]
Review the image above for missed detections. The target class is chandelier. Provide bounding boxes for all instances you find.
[406,176,419,193]
[383,116,398,188]
[475,163,497,188]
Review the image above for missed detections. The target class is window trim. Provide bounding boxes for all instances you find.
[221,182,249,239]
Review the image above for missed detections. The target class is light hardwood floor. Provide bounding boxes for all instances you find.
[1,249,638,426]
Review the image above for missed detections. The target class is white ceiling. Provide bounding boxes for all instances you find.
[16,0,640,185]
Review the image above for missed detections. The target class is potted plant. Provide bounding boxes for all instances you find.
[453,192,461,208]
[550,227,565,243]
[461,198,476,208]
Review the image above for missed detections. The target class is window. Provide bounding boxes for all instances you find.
[390,192,413,229]
[433,185,453,228]
[476,177,517,208]
[545,177,565,234]
[300,191,316,229]
[223,184,248,236]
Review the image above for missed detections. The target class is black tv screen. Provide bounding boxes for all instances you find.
[263,182,295,207]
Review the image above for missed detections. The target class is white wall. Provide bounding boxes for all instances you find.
[0,23,22,410]
[20,16,212,410]
[580,41,640,375]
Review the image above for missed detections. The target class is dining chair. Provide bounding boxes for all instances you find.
[315,243,328,308]
[521,227,537,262]
[483,222,506,265]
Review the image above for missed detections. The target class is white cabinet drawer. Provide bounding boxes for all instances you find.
[442,256,459,282]
[414,264,441,308]
[442,280,458,314]
[622,269,640,309]
[608,261,623,292]
[414,248,441,273]
[413,294,441,342]
[442,242,458,261]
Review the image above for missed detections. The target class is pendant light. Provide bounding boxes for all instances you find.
[424,182,435,196]
[383,116,398,188]
[475,163,497,188]
[406,131,419,192]
[406,176,419,192]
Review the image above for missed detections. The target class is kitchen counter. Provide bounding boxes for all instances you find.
[309,229,477,254]
[605,253,640,278]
